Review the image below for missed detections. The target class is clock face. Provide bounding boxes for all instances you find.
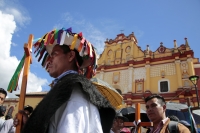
[158,46,166,53]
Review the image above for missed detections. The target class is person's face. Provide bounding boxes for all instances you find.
[24,110,31,116]
[0,93,6,105]
[112,118,124,130]
[48,45,75,78]
[145,98,166,123]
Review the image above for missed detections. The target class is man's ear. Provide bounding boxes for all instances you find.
[68,51,76,62]
[163,104,166,111]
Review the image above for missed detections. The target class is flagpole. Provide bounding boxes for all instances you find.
[16,34,33,133]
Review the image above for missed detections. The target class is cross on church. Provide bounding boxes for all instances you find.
[16,34,34,133]
[120,30,124,33]
[123,103,153,133]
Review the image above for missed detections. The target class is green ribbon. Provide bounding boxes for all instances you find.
[7,54,25,93]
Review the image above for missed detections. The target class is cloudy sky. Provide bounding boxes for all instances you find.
[0,0,200,98]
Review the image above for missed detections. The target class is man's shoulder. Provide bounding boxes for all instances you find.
[167,121,190,133]
[177,123,191,132]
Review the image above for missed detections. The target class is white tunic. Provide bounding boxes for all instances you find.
[0,119,15,133]
[48,85,103,133]
[0,118,5,128]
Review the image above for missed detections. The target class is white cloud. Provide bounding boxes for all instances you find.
[0,12,14,58]
[0,0,31,28]
[11,42,17,46]
[0,10,47,98]
[4,7,30,27]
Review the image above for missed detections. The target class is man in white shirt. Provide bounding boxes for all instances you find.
[14,28,115,133]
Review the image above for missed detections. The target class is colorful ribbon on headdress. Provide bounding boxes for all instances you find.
[60,31,66,45]
[70,34,78,50]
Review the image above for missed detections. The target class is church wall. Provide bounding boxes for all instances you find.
[148,75,178,93]
[99,68,134,94]
[148,63,178,93]
[103,71,113,85]
[96,61,182,94]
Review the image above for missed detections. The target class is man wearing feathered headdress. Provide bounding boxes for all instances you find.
[14,28,115,133]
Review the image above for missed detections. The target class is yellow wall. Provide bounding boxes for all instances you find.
[12,96,44,116]
[149,75,178,93]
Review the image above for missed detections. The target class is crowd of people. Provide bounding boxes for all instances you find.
[0,27,196,133]
[0,87,194,133]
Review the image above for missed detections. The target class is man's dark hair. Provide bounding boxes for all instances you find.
[116,89,122,95]
[145,94,166,106]
[60,45,83,70]
[0,88,7,97]
[168,115,179,122]
[24,105,33,114]
[0,106,6,117]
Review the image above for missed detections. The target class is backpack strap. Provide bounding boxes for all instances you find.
[168,121,178,133]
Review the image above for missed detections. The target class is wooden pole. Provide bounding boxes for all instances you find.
[15,34,33,133]
[124,103,153,133]
[136,103,141,133]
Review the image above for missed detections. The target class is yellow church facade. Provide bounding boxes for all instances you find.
[95,32,200,107]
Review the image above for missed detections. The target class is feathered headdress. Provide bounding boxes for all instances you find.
[33,27,97,79]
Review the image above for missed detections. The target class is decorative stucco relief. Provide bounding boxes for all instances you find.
[96,72,104,80]
[150,63,176,77]
[119,69,130,93]
[180,61,189,78]
[134,67,146,80]
[104,72,113,85]
[127,68,133,92]
[96,69,133,93]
